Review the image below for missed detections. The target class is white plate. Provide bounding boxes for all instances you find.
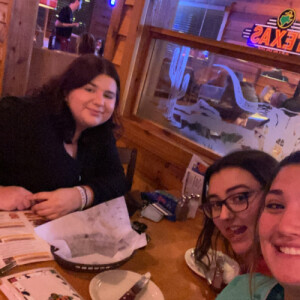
[184,248,240,284]
[89,270,164,300]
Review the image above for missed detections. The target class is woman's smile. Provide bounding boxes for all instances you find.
[210,167,262,256]
[260,165,300,285]
[67,74,117,134]
[226,225,248,237]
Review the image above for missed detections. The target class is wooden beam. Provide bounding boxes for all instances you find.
[0,0,12,94]
[104,0,125,61]
[149,26,300,73]
[120,117,217,190]
[2,0,39,96]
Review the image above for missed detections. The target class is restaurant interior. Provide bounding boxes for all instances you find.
[1,0,300,299]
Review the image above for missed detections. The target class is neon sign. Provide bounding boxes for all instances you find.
[39,0,57,9]
[242,8,300,56]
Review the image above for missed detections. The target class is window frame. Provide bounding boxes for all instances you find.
[121,25,300,161]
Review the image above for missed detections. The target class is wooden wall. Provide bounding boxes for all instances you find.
[0,0,13,94]
[192,0,300,46]
[2,0,39,96]
[89,0,113,40]
[109,0,300,193]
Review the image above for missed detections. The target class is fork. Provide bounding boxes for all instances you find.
[191,250,214,284]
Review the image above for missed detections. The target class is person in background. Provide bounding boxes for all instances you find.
[0,54,127,219]
[95,39,105,57]
[194,150,278,274]
[216,151,300,300]
[55,0,81,52]
[77,33,96,55]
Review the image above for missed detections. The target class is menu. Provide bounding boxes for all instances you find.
[0,211,52,269]
[0,268,82,300]
[182,154,208,198]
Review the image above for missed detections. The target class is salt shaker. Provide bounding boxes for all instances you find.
[175,195,189,221]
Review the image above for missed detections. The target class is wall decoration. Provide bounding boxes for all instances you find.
[242,8,300,56]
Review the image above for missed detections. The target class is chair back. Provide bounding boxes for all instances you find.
[117,147,137,191]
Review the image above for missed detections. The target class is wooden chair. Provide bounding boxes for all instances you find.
[117,147,137,191]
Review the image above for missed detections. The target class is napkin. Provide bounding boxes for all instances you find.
[35,197,147,265]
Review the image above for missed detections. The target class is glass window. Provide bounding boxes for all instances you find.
[136,39,300,159]
[173,2,225,39]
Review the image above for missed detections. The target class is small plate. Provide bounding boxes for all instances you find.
[184,248,240,284]
[89,270,164,300]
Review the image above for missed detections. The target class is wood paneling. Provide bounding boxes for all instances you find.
[106,0,300,191]
[104,0,125,61]
[0,2,8,23]
[112,36,126,66]
[118,7,132,37]
[89,0,113,40]
[119,117,216,191]
[0,0,11,94]
[2,0,39,96]
[125,0,134,6]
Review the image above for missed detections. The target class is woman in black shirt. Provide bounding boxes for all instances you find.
[0,54,127,219]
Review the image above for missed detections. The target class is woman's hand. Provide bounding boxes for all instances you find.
[0,186,33,211]
[30,188,82,220]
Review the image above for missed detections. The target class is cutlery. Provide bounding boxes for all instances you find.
[119,272,151,300]
[191,250,214,284]
[0,260,17,276]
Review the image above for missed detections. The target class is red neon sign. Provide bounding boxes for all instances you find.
[242,9,300,55]
[39,0,57,9]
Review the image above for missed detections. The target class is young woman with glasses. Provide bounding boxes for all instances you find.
[194,150,278,274]
[217,151,300,300]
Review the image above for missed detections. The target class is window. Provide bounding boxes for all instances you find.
[173,2,226,40]
[133,29,300,159]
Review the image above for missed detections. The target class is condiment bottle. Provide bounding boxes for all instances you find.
[175,195,189,221]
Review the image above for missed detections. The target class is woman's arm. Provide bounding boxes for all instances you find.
[30,125,126,219]
[55,20,79,28]
[81,131,127,206]
[0,186,32,211]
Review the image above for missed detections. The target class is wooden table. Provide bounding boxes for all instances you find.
[3,211,217,300]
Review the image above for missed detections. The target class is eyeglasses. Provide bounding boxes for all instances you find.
[200,190,260,219]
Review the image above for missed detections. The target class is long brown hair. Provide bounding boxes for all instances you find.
[194,150,278,268]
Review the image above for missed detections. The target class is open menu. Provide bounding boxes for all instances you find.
[0,267,82,299]
[0,211,52,269]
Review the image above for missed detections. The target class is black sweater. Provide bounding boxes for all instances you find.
[0,96,127,205]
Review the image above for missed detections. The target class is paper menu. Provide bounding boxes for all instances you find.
[35,196,147,265]
[0,268,82,300]
[182,154,208,198]
[0,211,52,268]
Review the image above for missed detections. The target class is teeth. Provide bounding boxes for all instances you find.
[280,247,300,255]
[229,226,241,230]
